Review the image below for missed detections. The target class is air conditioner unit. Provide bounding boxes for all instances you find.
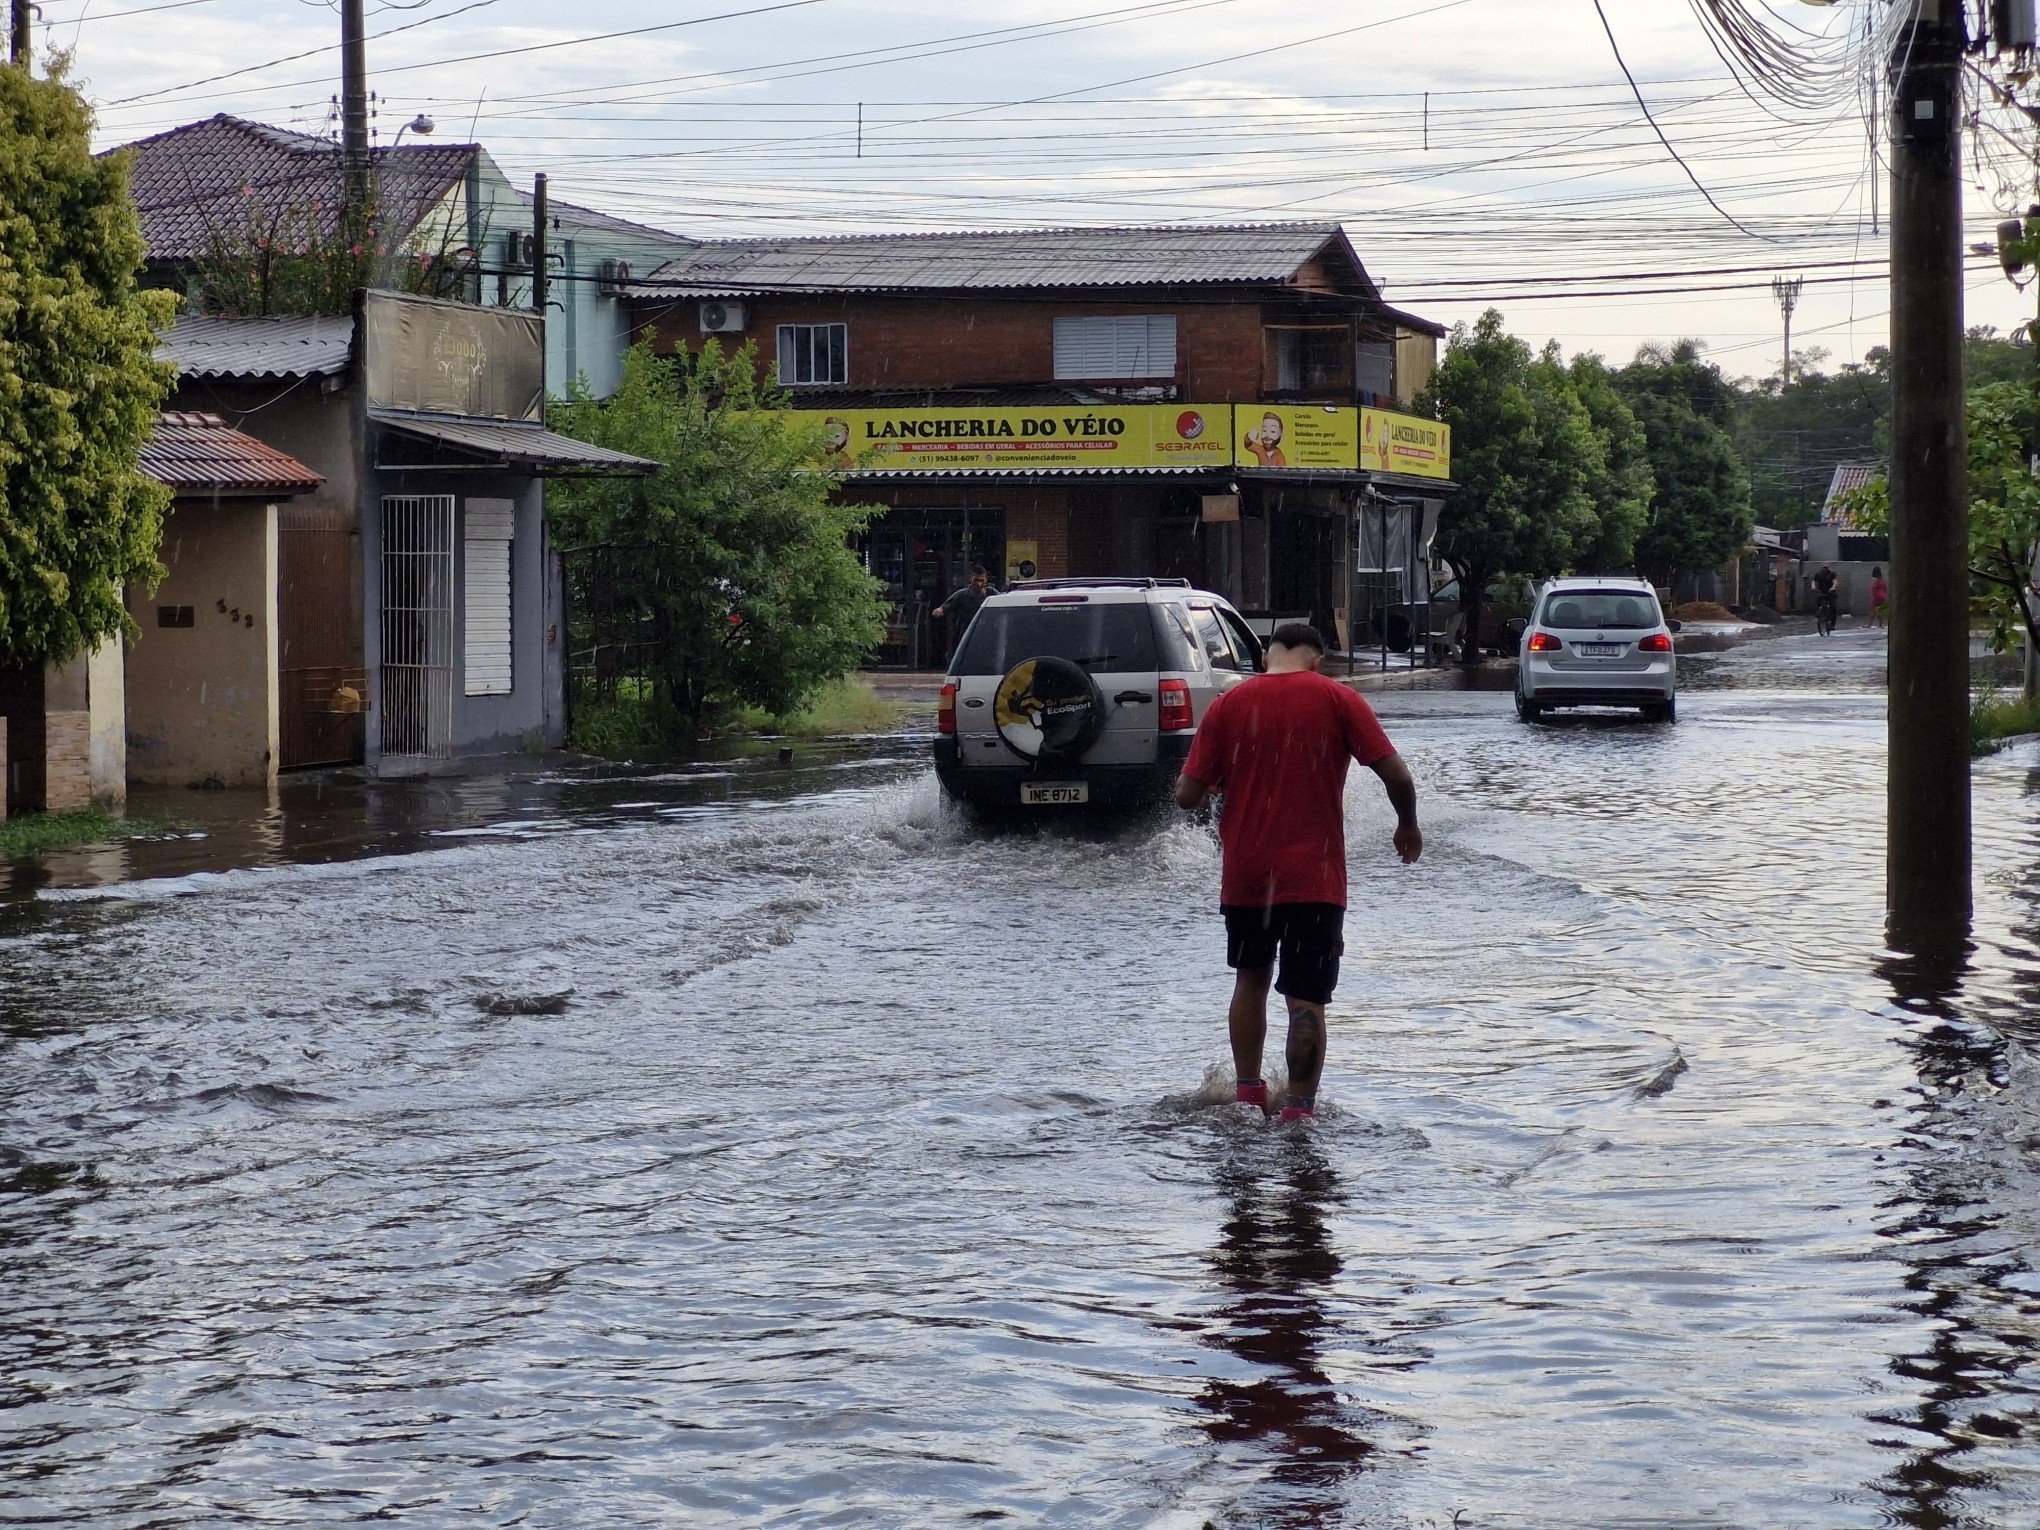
[503,230,536,270]
[596,257,633,296]
[699,300,746,334]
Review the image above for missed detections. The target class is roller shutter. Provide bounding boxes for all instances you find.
[463,498,514,697]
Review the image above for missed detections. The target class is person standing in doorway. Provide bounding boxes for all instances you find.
[1869,566,1889,628]
[1174,623,1422,1122]
[933,566,997,663]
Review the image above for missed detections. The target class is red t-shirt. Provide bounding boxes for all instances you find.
[1181,670,1396,909]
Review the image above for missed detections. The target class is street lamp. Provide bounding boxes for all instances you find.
[390,113,435,149]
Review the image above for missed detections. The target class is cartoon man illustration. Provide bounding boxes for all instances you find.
[821,417,853,469]
[1243,411,1287,468]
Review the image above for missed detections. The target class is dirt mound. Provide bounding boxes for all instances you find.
[1673,601,1742,624]
[1740,605,1784,625]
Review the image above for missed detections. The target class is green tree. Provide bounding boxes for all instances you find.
[1423,311,1601,661]
[0,58,174,668]
[547,340,886,732]
[1733,352,1887,529]
[1616,341,1753,592]
[1564,351,1654,571]
[1840,378,2040,696]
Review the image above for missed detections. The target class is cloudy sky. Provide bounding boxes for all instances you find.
[46,0,2040,376]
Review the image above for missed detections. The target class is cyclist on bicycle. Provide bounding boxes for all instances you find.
[1811,564,1839,634]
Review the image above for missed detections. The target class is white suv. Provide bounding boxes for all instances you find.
[1516,575,1681,723]
[933,578,1261,811]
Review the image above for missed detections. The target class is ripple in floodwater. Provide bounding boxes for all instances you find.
[2,629,2038,1528]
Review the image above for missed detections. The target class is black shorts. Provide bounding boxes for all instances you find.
[1222,902,1345,1005]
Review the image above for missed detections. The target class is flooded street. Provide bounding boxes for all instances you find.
[6,630,2040,1528]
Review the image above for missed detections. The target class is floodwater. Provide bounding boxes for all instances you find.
[4,629,2039,1528]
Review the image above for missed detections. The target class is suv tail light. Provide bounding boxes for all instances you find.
[1158,677,1193,731]
[937,682,957,735]
[1526,632,1563,652]
[1637,632,1674,652]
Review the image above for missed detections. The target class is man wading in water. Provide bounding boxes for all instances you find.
[1174,623,1421,1121]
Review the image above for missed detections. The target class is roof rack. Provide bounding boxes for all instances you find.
[1008,576,1193,591]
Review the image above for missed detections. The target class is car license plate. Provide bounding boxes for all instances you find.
[1021,782,1089,805]
[1580,643,1624,656]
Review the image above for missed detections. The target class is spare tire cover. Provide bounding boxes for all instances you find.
[994,656,1106,762]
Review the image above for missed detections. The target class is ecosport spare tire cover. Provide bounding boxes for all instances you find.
[993,656,1106,763]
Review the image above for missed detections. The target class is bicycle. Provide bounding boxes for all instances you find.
[1815,592,1838,637]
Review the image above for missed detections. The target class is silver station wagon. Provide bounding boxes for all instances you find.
[1516,575,1682,723]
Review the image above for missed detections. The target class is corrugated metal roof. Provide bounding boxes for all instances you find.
[111,114,476,263]
[368,410,657,475]
[159,314,355,381]
[511,188,696,247]
[784,385,1119,409]
[141,412,324,496]
[628,222,1362,297]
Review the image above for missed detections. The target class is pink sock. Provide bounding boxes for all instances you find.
[1279,1102,1315,1123]
[1235,1079,1270,1108]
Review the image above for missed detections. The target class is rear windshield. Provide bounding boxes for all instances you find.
[1539,590,1661,630]
[952,601,1161,676]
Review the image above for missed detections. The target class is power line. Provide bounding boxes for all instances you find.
[1589,0,1765,239]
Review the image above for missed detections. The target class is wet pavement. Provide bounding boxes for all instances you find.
[4,628,2039,1527]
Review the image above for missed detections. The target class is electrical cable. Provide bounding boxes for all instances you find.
[1589,0,1766,239]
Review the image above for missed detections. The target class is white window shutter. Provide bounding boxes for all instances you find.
[463,498,514,697]
[1053,315,1177,380]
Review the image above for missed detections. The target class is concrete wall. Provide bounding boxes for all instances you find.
[170,377,365,664]
[125,497,279,788]
[42,640,125,809]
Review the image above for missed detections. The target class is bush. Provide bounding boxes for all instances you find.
[569,677,902,758]
[1970,688,2040,755]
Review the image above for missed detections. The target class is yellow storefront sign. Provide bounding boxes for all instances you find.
[817,405,1233,472]
[1361,408,1451,480]
[794,403,1450,479]
[1236,405,1358,471]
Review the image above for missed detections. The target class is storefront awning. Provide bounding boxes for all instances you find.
[369,409,658,476]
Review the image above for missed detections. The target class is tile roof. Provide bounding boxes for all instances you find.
[158,313,355,381]
[141,412,324,496]
[628,221,1368,297]
[111,114,476,263]
[782,385,1119,409]
[1822,463,1882,526]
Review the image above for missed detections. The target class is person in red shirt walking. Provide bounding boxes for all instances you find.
[1174,623,1422,1122]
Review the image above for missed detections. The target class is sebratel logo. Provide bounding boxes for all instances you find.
[1175,410,1205,440]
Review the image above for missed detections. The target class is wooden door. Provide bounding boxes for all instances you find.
[278,505,365,770]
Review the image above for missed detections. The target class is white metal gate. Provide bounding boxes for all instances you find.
[380,494,456,760]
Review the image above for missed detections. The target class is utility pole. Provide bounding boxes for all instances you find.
[530,172,548,316]
[340,0,369,241]
[1772,275,1803,389]
[1886,0,1971,953]
[10,0,31,66]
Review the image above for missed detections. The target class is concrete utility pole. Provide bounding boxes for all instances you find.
[10,0,31,66]
[1772,275,1803,389]
[340,0,369,240]
[531,172,548,315]
[1886,0,1971,953]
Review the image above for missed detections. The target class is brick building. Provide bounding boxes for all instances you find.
[629,223,1450,664]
